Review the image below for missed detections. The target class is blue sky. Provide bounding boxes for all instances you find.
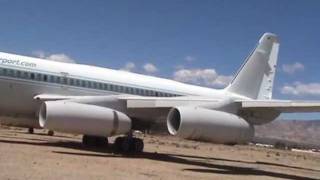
[0,0,320,119]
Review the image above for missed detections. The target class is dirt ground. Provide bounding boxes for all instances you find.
[0,126,319,180]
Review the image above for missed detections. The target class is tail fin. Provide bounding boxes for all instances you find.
[226,33,279,100]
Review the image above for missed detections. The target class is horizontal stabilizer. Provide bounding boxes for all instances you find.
[239,100,320,113]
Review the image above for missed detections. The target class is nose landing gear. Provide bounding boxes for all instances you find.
[28,127,34,134]
[47,130,54,136]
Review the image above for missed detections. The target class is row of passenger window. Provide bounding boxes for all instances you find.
[0,68,179,97]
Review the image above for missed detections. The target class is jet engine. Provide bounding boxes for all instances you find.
[167,107,254,144]
[39,101,131,137]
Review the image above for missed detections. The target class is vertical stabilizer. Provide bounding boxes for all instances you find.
[226,33,279,100]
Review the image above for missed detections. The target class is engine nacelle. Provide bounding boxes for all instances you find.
[167,107,254,144]
[39,101,131,137]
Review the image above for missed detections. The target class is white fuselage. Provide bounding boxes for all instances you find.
[0,52,230,127]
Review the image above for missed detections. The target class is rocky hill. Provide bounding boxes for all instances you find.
[255,119,320,146]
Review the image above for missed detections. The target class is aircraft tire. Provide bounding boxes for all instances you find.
[28,128,34,134]
[114,137,144,153]
[48,130,54,136]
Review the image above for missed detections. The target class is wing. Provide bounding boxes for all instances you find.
[34,94,219,121]
[35,94,320,113]
[34,94,320,127]
[123,98,320,126]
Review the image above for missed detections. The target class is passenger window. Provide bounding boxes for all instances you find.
[115,85,119,92]
[8,69,14,77]
[30,73,35,80]
[76,79,80,86]
[69,78,74,85]
[49,76,54,82]
[87,81,91,88]
[42,74,48,82]
[132,88,137,95]
[56,77,60,83]
[81,80,86,87]
[103,84,108,90]
[16,71,21,78]
[118,86,123,92]
[62,77,67,84]
[23,72,29,79]
[36,74,41,81]
[3,69,7,76]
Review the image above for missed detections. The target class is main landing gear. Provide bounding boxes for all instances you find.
[81,134,144,153]
[114,136,144,153]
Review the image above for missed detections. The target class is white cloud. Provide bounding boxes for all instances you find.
[143,63,158,73]
[46,54,76,63]
[32,50,76,63]
[32,50,46,59]
[184,55,196,62]
[173,68,233,88]
[282,62,304,74]
[120,62,136,72]
[281,82,320,96]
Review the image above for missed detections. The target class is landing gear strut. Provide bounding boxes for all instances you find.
[114,136,144,153]
[82,135,109,147]
[28,128,34,134]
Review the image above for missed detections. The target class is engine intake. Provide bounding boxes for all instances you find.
[39,101,131,137]
[167,107,254,144]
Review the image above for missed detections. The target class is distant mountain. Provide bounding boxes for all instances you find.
[145,118,320,148]
[255,119,320,146]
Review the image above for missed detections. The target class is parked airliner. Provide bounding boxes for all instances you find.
[1,33,319,153]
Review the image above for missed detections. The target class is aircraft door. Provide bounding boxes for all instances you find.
[60,72,69,90]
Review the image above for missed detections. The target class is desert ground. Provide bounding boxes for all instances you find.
[0,126,319,180]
